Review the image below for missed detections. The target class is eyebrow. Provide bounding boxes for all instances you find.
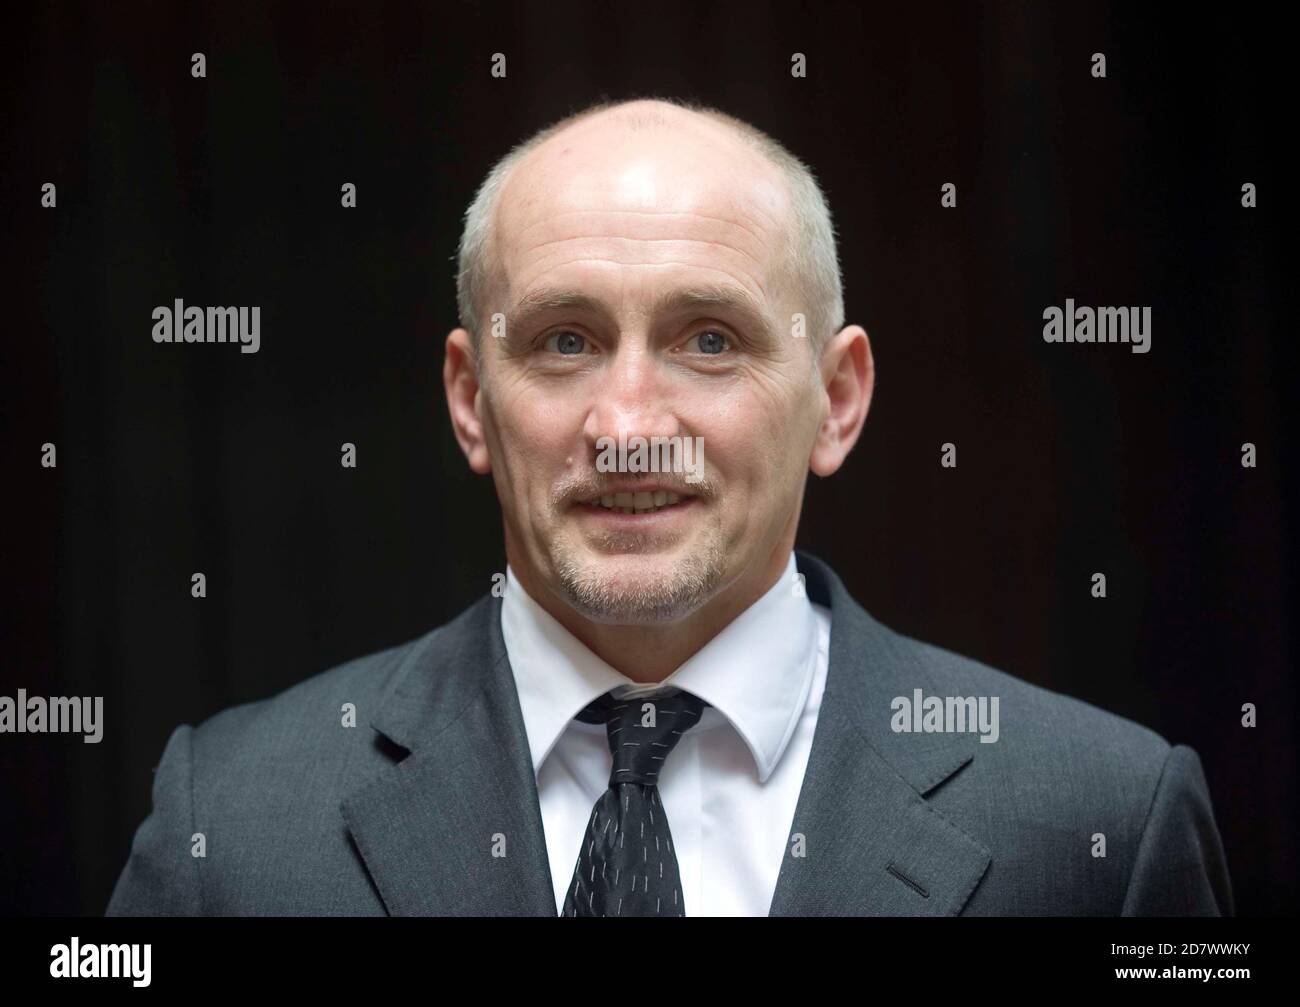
[508,283,779,342]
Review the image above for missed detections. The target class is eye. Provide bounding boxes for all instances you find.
[688,329,730,355]
[542,329,589,355]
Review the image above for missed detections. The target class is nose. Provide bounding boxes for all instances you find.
[582,343,682,458]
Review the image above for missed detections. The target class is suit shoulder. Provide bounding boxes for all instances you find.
[871,620,1192,881]
[187,626,440,764]
[882,621,1173,771]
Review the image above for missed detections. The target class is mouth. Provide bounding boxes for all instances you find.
[575,488,697,516]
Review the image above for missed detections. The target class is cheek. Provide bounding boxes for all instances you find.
[488,387,583,479]
[699,386,801,475]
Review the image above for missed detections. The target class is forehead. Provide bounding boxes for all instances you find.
[492,114,796,311]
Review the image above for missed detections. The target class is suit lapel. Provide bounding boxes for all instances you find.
[340,550,992,917]
[768,552,992,915]
[340,594,556,916]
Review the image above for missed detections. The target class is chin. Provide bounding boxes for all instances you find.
[551,543,726,625]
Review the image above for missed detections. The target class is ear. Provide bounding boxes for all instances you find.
[444,328,492,475]
[809,324,873,478]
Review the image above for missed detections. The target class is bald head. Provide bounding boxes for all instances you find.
[455,98,844,361]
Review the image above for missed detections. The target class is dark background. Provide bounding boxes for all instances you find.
[1,1,1293,916]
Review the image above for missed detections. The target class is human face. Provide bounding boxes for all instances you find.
[472,110,827,624]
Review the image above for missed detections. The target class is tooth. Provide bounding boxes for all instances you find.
[614,492,634,508]
[666,492,680,505]
[634,491,653,509]
[601,495,614,508]
[621,506,634,514]
[653,491,667,506]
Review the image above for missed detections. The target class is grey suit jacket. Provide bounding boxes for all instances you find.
[106,550,1233,916]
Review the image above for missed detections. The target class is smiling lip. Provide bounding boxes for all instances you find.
[574,485,700,518]
[575,496,699,523]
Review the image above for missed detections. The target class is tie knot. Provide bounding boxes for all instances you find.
[576,688,707,786]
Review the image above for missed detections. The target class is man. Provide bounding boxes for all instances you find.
[107,97,1232,916]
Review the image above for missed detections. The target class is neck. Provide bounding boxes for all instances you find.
[510,545,794,683]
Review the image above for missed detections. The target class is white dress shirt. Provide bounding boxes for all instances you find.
[500,551,831,916]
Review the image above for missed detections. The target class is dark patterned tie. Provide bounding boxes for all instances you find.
[561,687,707,917]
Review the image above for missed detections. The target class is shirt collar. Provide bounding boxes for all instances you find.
[500,552,818,783]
